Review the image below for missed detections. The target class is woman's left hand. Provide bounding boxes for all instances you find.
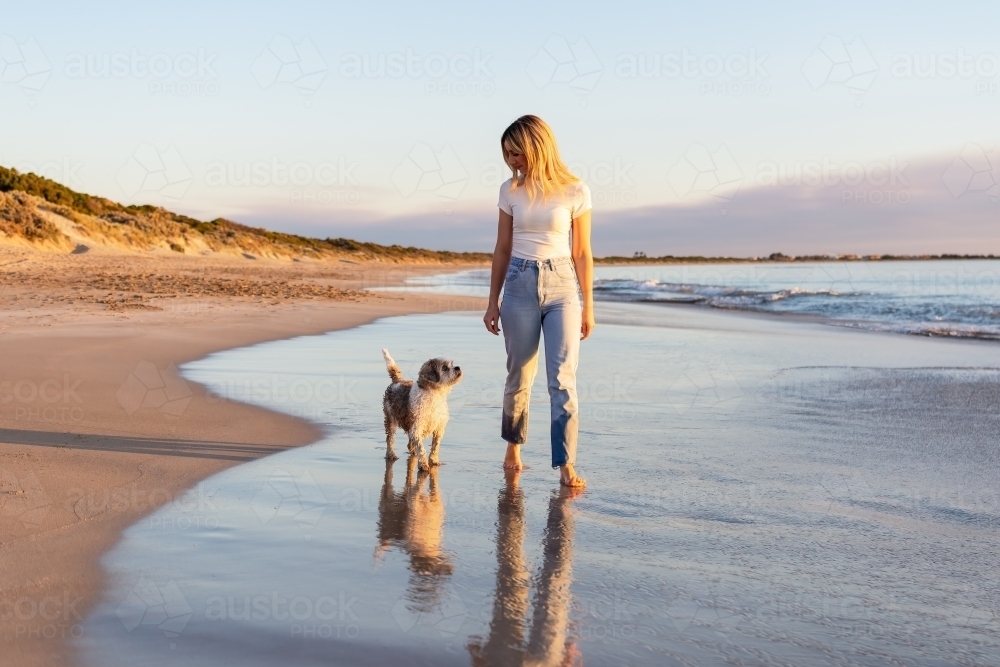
[581,306,595,340]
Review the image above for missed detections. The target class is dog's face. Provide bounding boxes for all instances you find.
[417,358,462,390]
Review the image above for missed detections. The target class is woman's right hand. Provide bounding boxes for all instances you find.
[486,210,513,336]
[484,302,501,335]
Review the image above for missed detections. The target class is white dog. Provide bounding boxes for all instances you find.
[382,349,462,470]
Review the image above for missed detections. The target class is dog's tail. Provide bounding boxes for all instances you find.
[382,348,404,383]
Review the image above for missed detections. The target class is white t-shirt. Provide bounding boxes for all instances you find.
[497,178,592,261]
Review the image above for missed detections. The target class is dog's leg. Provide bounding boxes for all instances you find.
[412,430,430,472]
[429,427,445,467]
[384,408,398,461]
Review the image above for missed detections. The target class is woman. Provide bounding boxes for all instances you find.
[483,115,594,488]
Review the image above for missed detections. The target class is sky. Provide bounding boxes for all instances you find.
[1,0,998,256]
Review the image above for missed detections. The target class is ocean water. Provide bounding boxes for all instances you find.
[390,260,1000,340]
[76,301,1000,666]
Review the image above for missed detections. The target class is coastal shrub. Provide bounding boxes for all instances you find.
[0,191,72,247]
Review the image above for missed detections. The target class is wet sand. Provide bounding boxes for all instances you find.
[0,244,486,667]
[76,305,1000,666]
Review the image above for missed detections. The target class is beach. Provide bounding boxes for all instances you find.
[4,247,1000,666]
[0,244,485,667]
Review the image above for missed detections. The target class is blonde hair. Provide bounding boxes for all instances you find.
[501,115,579,201]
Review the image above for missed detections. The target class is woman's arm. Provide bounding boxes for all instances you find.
[484,210,514,335]
[571,210,595,340]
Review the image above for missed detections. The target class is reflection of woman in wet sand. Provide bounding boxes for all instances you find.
[468,471,583,667]
[375,457,453,610]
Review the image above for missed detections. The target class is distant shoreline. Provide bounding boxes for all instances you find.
[594,253,999,265]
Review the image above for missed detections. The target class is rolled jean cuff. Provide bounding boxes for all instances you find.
[501,410,528,445]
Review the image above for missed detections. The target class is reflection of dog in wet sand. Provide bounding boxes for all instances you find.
[375,457,453,609]
[381,348,462,470]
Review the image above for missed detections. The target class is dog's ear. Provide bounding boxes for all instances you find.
[417,360,440,388]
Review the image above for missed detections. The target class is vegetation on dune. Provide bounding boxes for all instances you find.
[0,191,73,250]
[0,167,118,216]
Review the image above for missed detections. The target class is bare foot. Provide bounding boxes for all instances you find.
[559,463,586,488]
[503,442,524,470]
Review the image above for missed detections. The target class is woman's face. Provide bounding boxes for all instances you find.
[505,145,528,175]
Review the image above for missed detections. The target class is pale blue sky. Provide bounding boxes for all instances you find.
[2,0,997,255]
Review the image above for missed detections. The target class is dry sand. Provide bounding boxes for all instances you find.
[0,243,486,666]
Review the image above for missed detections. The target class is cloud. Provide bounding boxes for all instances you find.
[251,35,326,93]
[600,156,999,257]
[526,34,602,94]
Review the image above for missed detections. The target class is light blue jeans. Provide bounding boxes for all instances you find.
[500,256,581,468]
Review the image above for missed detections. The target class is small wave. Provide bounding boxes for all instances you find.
[833,320,1000,341]
[593,278,1000,341]
[595,278,854,306]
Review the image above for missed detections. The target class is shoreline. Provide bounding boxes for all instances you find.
[0,249,486,667]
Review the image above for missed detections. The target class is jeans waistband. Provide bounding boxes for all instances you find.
[510,256,573,269]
